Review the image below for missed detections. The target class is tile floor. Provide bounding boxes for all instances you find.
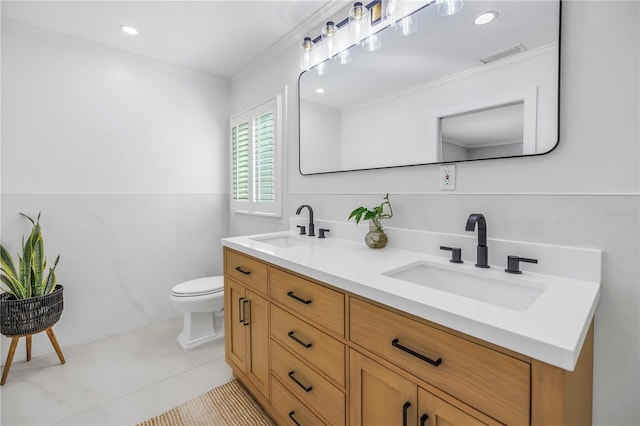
[0,317,233,425]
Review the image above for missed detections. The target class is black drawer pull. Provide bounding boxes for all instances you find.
[402,401,412,426]
[288,370,313,392]
[238,297,245,323]
[287,291,312,305]
[288,331,313,349]
[235,266,251,275]
[288,411,301,426]
[420,413,430,426]
[392,338,442,367]
[242,299,250,326]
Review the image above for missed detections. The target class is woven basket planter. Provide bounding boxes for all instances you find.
[0,285,64,337]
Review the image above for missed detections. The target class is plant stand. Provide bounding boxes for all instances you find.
[0,285,65,385]
[1,327,66,385]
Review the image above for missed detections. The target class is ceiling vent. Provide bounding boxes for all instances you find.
[480,44,527,64]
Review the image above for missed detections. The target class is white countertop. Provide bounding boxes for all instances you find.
[222,226,600,371]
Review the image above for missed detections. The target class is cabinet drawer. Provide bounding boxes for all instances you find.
[271,304,346,387]
[271,340,346,426]
[270,267,345,337]
[272,377,326,426]
[224,249,268,295]
[350,298,530,426]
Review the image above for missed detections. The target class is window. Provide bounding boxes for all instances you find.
[231,94,283,216]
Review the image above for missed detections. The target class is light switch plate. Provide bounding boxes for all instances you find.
[439,164,456,190]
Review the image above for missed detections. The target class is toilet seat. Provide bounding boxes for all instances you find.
[171,276,224,297]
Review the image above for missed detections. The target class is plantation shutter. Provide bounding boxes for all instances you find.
[231,112,251,212]
[230,94,282,216]
[254,112,274,203]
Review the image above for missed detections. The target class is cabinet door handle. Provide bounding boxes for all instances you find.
[287,291,312,305]
[402,401,412,426]
[235,266,251,275]
[392,338,442,367]
[288,411,301,426]
[288,331,313,348]
[288,370,313,392]
[242,299,250,326]
[420,413,430,426]
[238,297,245,323]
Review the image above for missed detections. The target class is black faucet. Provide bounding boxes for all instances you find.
[465,213,489,268]
[296,205,315,237]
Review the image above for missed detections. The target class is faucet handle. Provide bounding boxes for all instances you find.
[318,228,330,238]
[440,246,463,264]
[296,225,306,235]
[505,255,538,274]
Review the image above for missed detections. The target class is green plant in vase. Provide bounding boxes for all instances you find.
[348,194,394,248]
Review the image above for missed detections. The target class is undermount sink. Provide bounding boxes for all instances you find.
[383,260,545,311]
[250,235,311,248]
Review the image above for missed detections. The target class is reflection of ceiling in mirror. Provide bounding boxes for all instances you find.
[441,102,524,147]
[300,0,559,110]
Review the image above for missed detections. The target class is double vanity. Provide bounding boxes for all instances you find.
[222,217,600,425]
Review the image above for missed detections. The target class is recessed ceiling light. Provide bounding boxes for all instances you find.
[316,88,325,94]
[475,11,498,26]
[120,25,138,35]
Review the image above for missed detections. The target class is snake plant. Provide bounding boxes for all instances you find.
[0,213,60,299]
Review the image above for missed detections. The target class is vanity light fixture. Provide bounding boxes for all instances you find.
[321,21,337,59]
[300,0,464,72]
[315,88,325,94]
[475,11,498,25]
[300,37,314,71]
[349,2,368,45]
[436,0,464,16]
[120,25,138,35]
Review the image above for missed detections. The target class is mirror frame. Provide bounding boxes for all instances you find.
[298,1,562,175]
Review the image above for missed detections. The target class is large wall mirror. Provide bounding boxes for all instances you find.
[299,0,560,174]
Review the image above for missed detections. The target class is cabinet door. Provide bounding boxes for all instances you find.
[225,278,248,371]
[246,290,270,398]
[350,350,417,426]
[418,388,488,426]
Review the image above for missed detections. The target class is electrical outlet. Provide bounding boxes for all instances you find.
[439,164,456,190]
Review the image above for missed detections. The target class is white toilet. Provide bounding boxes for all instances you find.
[170,276,225,350]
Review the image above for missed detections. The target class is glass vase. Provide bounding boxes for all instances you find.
[365,219,388,249]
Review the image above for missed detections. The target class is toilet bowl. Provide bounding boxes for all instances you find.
[170,276,224,350]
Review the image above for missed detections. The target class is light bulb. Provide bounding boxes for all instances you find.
[321,21,336,59]
[349,2,367,45]
[299,37,314,71]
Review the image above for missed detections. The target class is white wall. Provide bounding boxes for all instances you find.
[1,19,230,359]
[230,2,639,424]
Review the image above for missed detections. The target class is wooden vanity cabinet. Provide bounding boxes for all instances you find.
[224,250,270,399]
[223,248,594,426]
[268,266,347,425]
[350,349,493,426]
